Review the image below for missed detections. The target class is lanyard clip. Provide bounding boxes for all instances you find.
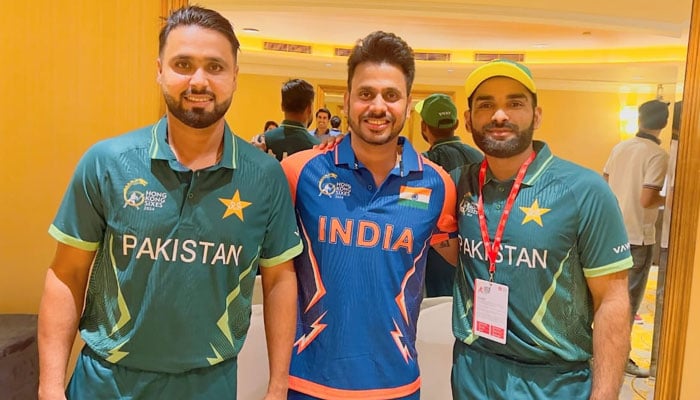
[489,272,495,282]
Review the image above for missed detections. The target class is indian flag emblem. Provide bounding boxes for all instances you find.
[399,186,431,210]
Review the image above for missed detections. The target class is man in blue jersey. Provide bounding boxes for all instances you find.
[415,93,483,297]
[281,31,458,400]
[37,6,301,400]
[329,115,344,136]
[450,60,633,399]
[308,108,334,139]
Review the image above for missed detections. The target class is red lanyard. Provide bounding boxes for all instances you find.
[477,151,536,281]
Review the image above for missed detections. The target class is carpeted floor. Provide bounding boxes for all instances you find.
[620,266,658,399]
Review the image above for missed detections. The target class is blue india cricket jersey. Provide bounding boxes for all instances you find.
[281,136,457,399]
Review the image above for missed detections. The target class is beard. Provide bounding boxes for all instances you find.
[347,111,404,146]
[471,119,534,158]
[163,89,231,129]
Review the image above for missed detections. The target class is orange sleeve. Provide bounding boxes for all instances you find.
[422,159,458,245]
[280,148,320,205]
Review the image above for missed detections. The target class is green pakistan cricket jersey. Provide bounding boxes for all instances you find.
[449,141,633,364]
[49,117,302,373]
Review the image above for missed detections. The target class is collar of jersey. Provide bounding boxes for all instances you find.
[148,116,237,170]
[483,140,554,187]
[279,119,308,131]
[333,135,424,174]
[431,135,463,149]
[635,131,662,145]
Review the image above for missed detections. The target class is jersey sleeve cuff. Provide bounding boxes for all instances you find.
[48,224,100,251]
[582,256,633,278]
[259,240,303,268]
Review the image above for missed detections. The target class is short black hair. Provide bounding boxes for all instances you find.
[316,108,331,119]
[347,31,415,94]
[330,116,341,128]
[159,6,240,60]
[639,100,670,130]
[281,79,315,113]
[264,120,278,130]
[426,124,457,139]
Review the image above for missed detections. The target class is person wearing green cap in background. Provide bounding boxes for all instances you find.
[415,93,482,297]
[448,59,633,399]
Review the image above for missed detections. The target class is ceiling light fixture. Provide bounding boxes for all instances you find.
[242,28,259,33]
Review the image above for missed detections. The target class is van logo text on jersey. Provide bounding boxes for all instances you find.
[613,243,631,254]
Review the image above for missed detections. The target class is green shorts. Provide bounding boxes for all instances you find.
[451,340,591,400]
[66,346,238,399]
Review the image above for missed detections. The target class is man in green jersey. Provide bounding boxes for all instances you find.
[38,6,301,400]
[253,78,320,161]
[450,60,633,400]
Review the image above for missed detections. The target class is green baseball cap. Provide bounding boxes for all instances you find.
[464,59,536,99]
[414,93,458,128]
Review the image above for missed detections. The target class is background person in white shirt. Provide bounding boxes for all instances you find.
[603,99,670,378]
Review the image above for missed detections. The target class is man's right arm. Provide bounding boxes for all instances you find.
[640,187,665,208]
[432,238,458,266]
[38,243,95,400]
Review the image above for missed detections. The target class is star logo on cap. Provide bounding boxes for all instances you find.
[519,199,551,227]
[219,190,252,221]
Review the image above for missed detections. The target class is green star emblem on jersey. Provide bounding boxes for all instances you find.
[519,199,551,227]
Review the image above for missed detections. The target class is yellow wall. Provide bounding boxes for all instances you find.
[538,90,620,172]
[226,74,286,137]
[0,2,162,312]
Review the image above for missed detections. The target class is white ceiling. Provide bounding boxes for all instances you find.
[199,0,693,90]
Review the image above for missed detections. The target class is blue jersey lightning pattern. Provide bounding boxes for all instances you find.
[281,136,457,399]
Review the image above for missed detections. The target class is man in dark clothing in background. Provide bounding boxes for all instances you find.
[252,79,319,161]
[416,93,482,297]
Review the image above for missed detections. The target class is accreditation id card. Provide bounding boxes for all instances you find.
[473,278,509,344]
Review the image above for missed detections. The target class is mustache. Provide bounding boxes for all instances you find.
[182,88,216,97]
[483,121,519,131]
[361,112,394,121]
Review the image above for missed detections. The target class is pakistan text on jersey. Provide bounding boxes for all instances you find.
[318,216,414,253]
[122,234,244,266]
[458,235,548,269]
